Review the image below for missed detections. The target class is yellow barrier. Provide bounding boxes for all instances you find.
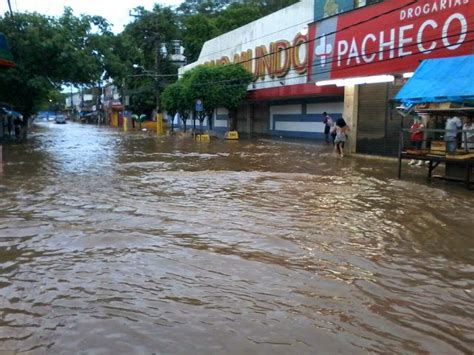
[141,121,157,131]
[156,113,165,135]
[200,134,210,142]
[194,133,210,142]
[123,117,128,132]
[225,131,239,140]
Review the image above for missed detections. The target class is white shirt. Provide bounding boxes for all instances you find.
[445,116,462,139]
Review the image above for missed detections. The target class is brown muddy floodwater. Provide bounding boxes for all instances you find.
[0,122,473,354]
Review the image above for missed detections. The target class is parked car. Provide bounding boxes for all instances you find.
[55,115,66,124]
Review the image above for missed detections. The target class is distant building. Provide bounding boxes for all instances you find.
[168,40,187,67]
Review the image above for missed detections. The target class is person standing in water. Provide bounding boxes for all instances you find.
[334,117,349,158]
[322,112,333,144]
[408,116,424,166]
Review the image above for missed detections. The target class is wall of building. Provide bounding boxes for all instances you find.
[176,0,473,150]
[356,82,405,156]
[214,108,229,133]
[266,101,343,139]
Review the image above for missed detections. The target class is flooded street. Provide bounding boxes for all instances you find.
[1,122,473,354]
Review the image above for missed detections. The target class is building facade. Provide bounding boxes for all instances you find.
[179,0,474,155]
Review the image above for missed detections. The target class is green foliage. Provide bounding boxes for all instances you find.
[0,9,117,116]
[0,0,298,117]
[163,63,252,130]
[161,82,181,117]
[178,0,298,63]
[213,3,263,34]
[181,14,218,63]
[214,64,253,111]
[123,5,180,71]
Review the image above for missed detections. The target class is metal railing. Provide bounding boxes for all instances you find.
[399,128,474,156]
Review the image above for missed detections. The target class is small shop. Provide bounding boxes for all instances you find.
[106,100,124,127]
[394,54,474,189]
[0,33,15,143]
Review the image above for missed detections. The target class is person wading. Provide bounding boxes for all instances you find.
[322,112,333,144]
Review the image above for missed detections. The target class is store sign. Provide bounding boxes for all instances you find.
[204,33,308,81]
[310,0,473,81]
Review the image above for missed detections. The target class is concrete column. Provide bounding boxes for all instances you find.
[343,85,359,154]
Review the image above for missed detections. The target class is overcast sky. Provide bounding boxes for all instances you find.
[0,0,183,33]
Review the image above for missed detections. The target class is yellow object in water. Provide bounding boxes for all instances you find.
[195,134,210,142]
[123,117,128,132]
[225,131,239,140]
[156,113,165,135]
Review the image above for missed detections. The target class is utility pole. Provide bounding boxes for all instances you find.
[70,86,73,118]
[7,0,13,16]
[154,39,161,118]
[97,81,102,126]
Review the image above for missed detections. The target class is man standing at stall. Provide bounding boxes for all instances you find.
[444,115,463,154]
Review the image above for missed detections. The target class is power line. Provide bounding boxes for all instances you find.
[194,0,419,66]
[186,0,473,80]
[182,33,474,89]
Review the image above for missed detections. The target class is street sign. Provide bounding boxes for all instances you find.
[195,99,203,112]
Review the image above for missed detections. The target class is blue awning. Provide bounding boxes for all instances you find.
[394,54,474,105]
[0,33,15,67]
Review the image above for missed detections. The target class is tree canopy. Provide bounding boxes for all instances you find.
[162,63,252,131]
[0,0,297,117]
[0,9,118,116]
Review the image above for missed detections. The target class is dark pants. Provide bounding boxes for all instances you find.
[324,126,330,142]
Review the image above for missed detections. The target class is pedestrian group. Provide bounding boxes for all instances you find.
[323,111,349,158]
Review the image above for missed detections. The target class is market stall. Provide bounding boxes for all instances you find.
[394,54,474,189]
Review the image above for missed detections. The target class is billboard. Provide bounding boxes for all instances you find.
[309,0,474,82]
[314,0,355,21]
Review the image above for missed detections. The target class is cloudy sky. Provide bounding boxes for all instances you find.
[0,0,183,32]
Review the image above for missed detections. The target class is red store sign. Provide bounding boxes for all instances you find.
[309,0,473,81]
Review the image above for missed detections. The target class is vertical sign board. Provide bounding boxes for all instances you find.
[195,99,204,112]
[310,0,474,82]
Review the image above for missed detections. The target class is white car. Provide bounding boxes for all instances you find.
[55,115,66,124]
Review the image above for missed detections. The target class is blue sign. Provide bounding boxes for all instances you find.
[195,99,203,112]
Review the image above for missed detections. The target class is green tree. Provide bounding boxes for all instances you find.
[120,5,181,115]
[213,63,253,130]
[177,0,298,64]
[0,9,116,117]
[183,63,252,132]
[181,14,218,63]
[213,3,263,33]
[161,81,180,132]
[185,65,220,130]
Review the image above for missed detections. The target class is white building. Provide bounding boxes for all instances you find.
[179,0,473,155]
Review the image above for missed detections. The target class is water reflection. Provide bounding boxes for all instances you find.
[0,122,473,353]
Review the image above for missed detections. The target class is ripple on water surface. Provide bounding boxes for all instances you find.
[0,123,473,353]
